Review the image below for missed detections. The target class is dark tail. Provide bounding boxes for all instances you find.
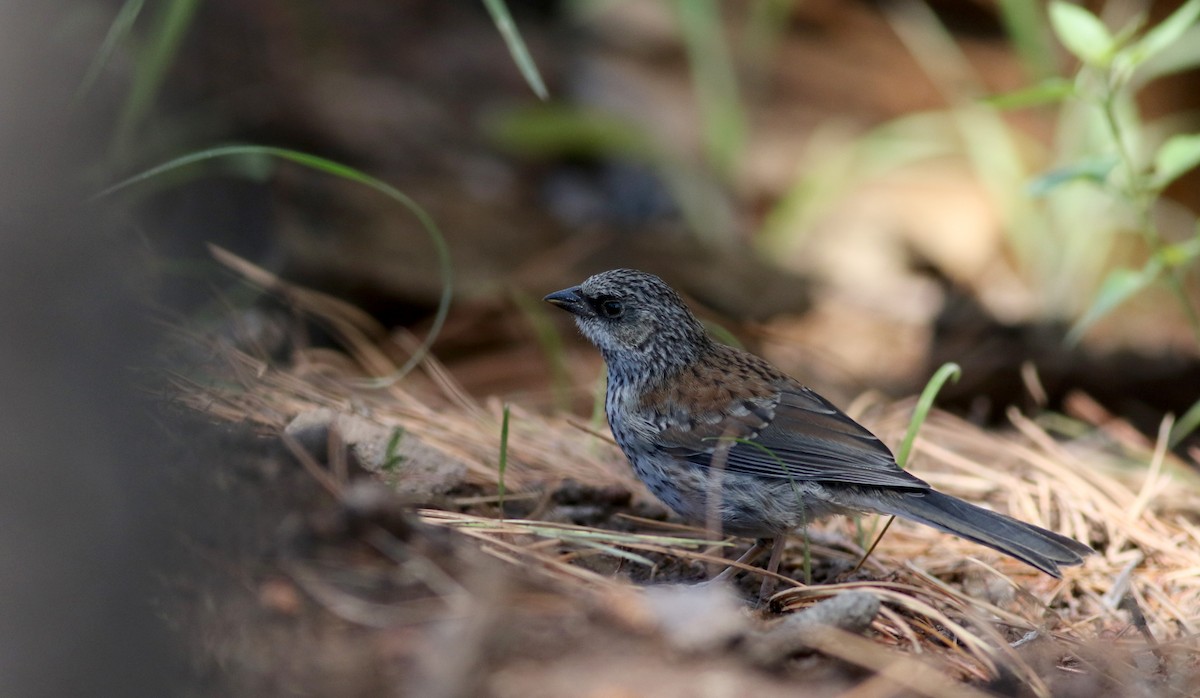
[880,490,1093,577]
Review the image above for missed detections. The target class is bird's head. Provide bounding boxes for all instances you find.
[544,269,711,375]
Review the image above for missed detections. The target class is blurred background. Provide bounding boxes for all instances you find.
[4,0,1200,694]
[72,0,1200,417]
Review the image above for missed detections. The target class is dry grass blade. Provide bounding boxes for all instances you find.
[778,582,1000,680]
[419,509,755,583]
[807,626,997,698]
[174,270,1200,693]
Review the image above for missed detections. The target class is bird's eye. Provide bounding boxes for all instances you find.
[599,299,625,318]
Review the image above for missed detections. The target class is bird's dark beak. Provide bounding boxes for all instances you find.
[543,285,588,316]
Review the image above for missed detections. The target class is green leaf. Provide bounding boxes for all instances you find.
[1133,25,1200,84]
[1152,133,1200,189]
[1128,0,1200,67]
[1162,235,1200,268]
[1067,263,1162,344]
[983,77,1075,110]
[1049,1,1115,66]
[481,0,549,100]
[1027,156,1119,196]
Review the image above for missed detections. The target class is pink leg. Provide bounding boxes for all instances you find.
[712,538,771,583]
[758,536,788,601]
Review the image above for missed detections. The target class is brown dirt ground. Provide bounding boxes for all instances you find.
[162,281,1200,698]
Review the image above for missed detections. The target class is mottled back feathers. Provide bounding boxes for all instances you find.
[643,344,930,491]
[545,268,1092,576]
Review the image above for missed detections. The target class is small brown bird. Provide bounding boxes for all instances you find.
[545,269,1092,586]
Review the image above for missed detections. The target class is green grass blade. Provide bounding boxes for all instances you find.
[481,0,548,100]
[856,362,961,572]
[895,362,962,469]
[590,368,607,432]
[705,435,811,583]
[498,404,511,519]
[741,0,798,84]
[74,0,147,106]
[112,0,200,160]
[94,144,453,384]
[676,0,746,178]
[488,103,736,245]
[1169,396,1200,447]
[512,290,570,411]
[1127,0,1200,67]
[1066,262,1162,346]
[997,0,1057,78]
[702,320,743,349]
[983,77,1075,110]
[569,539,657,568]
[382,427,406,473]
[488,104,655,160]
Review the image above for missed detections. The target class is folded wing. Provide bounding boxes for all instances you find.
[656,384,930,491]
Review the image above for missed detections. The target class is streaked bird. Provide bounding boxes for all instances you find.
[545,269,1092,591]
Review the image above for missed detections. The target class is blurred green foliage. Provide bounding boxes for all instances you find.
[79,0,1200,352]
[1038,0,1200,346]
[769,0,1200,346]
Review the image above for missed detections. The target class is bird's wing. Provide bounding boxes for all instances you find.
[654,383,930,491]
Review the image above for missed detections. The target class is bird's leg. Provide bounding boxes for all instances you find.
[711,537,771,583]
[757,536,788,602]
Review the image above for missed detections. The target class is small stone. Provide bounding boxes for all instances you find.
[641,583,749,654]
[744,591,881,666]
[284,409,468,497]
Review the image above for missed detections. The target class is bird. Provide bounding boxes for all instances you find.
[544,268,1092,591]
